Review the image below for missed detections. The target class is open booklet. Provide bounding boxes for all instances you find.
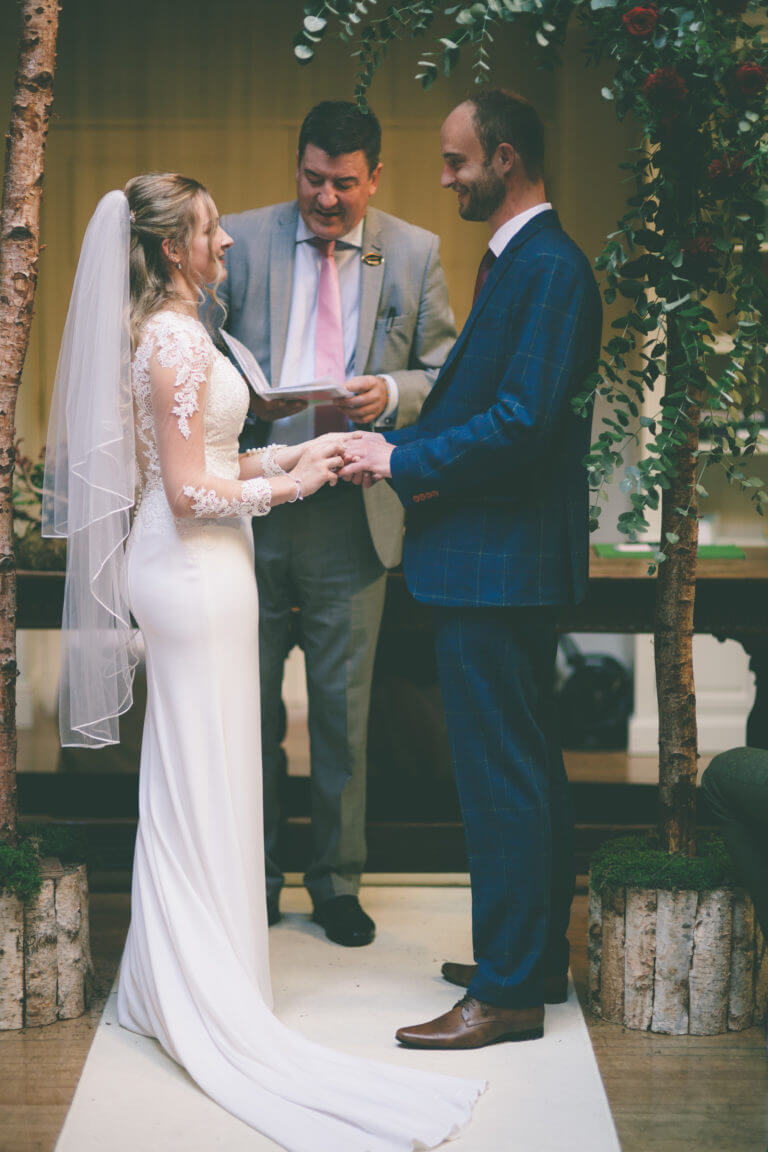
[219,329,348,405]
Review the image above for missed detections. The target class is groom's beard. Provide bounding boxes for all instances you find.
[458,166,506,222]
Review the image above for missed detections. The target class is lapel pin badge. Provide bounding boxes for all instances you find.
[362,251,384,266]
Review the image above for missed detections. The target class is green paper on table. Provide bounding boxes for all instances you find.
[594,543,746,559]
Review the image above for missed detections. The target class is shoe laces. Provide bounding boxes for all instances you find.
[456,993,481,1017]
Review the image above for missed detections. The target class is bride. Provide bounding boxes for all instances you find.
[42,174,483,1151]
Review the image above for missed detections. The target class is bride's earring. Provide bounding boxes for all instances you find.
[176,261,182,271]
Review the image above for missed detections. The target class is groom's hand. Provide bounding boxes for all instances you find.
[335,375,388,425]
[340,431,394,485]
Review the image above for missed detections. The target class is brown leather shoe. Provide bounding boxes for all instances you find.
[441,961,569,1005]
[395,995,544,1050]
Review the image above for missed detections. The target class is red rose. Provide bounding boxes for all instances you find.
[682,236,718,281]
[683,236,715,258]
[642,67,689,114]
[735,62,768,98]
[707,152,745,182]
[622,4,659,37]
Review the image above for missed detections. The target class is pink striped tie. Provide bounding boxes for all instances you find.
[312,238,348,435]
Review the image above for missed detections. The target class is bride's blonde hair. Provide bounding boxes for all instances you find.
[124,173,223,348]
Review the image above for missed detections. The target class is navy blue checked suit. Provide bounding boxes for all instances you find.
[386,209,602,1008]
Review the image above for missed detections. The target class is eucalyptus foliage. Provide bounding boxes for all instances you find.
[295,1,768,569]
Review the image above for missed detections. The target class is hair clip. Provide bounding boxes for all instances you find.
[129,210,136,224]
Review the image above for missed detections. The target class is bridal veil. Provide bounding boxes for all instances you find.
[42,189,137,747]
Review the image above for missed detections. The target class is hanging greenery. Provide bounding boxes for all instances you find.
[293,0,768,858]
[295,2,768,558]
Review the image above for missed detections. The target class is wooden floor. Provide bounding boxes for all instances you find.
[0,889,765,1152]
[569,898,768,1152]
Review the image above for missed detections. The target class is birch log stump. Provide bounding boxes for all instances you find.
[0,859,93,1030]
[589,882,767,1034]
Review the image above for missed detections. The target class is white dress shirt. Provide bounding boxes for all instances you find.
[270,216,398,447]
[488,202,552,258]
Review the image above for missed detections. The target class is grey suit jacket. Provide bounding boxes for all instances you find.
[216,201,455,568]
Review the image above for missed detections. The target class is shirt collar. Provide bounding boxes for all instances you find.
[296,215,364,250]
[488,202,552,257]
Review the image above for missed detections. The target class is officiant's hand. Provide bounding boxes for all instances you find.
[335,376,388,425]
[249,394,308,422]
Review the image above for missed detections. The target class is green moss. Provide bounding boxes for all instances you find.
[590,834,736,893]
[24,823,88,864]
[0,826,91,902]
[0,838,43,903]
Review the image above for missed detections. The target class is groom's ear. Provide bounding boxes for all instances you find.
[494,143,516,179]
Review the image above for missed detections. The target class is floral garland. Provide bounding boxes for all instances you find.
[295,1,768,563]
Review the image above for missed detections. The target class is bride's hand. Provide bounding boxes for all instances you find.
[290,436,346,498]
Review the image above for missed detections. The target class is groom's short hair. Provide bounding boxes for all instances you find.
[468,89,544,183]
[298,101,382,173]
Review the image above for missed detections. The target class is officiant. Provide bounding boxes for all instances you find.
[215,100,455,946]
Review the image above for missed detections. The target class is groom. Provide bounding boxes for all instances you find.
[342,89,602,1046]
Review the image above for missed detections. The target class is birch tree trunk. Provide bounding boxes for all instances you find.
[655,318,703,856]
[0,0,60,844]
[0,861,93,1029]
[590,883,767,1034]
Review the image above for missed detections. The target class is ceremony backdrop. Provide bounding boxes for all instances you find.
[0,0,633,452]
[5,0,753,753]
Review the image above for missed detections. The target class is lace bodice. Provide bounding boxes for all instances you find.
[133,310,246,493]
[131,310,271,525]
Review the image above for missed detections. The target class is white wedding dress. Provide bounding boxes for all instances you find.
[116,309,483,1152]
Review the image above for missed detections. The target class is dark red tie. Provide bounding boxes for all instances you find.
[473,248,497,305]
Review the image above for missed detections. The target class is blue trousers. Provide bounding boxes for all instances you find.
[433,607,574,1009]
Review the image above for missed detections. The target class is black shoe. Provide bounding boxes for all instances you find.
[267,897,281,926]
[312,895,375,947]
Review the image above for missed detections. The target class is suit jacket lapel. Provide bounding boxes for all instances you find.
[354,209,385,376]
[425,209,561,404]
[269,202,298,388]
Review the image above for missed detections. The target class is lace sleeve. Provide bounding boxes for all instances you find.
[241,444,288,478]
[148,314,274,519]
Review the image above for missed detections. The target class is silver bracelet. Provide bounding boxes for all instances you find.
[288,475,303,503]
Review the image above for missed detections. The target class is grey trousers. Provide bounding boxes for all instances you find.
[252,484,387,907]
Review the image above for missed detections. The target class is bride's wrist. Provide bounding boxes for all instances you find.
[277,445,302,473]
[271,473,303,506]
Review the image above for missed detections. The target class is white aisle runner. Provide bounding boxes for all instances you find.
[56,885,620,1152]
